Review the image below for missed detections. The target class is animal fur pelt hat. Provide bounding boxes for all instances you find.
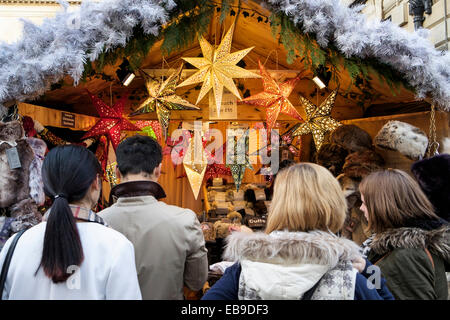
[316,143,348,177]
[330,124,373,153]
[374,121,428,160]
[411,154,450,221]
[342,150,385,180]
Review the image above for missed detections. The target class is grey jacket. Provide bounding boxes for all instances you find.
[100,181,208,300]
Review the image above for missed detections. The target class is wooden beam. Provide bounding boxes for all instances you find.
[140,68,305,81]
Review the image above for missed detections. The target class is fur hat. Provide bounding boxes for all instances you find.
[330,124,373,153]
[411,154,450,221]
[316,143,349,176]
[374,121,428,160]
[343,150,385,180]
[442,137,450,154]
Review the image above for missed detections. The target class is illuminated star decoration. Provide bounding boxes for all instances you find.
[134,120,162,141]
[240,60,304,130]
[183,136,208,200]
[82,90,140,150]
[177,22,260,116]
[252,123,302,157]
[129,63,199,138]
[227,132,253,191]
[293,89,342,151]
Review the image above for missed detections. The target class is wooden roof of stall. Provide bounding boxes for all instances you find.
[27,0,429,121]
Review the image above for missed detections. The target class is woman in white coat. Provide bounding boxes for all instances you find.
[0,145,142,300]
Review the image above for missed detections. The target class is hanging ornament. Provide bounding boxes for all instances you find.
[292,89,342,151]
[134,120,162,141]
[253,123,302,157]
[226,132,253,191]
[177,22,260,116]
[240,60,304,130]
[82,90,140,150]
[163,130,192,170]
[183,136,208,200]
[129,63,199,138]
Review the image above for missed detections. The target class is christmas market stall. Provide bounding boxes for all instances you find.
[0,0,449,297]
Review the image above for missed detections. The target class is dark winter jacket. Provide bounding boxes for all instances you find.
[202,230,394,300]
[367,222,450,300]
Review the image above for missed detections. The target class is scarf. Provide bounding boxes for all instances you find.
[43,205,108,227]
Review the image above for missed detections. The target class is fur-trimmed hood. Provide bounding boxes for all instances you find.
[223,230,362,267]
[370,226,450,261]
[223,230,362,300]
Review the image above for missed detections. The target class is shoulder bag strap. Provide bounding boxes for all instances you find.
[424,248,435,270]
[0,229,27,300]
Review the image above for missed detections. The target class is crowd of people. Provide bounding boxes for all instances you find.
[0,135,448,300]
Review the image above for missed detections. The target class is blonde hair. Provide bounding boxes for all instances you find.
[359,169,439,234]
[265,163,347,234]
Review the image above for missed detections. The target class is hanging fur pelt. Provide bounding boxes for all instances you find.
[26,137,47,206]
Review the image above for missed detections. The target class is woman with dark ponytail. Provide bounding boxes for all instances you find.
[0,145,142,299]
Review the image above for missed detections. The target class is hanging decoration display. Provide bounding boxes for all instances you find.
[240,60,303,130]
[82,90,140,150]
[292,89,342,150]
[134,120,162,141]
[227,132,253,191]
[253,123,302,157]
[129,64,199,138]
[183,136,208,200]
[163,130,192,170]
[95,135,109,178]
[177,22,260,116]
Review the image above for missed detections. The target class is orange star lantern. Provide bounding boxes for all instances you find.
[82,90,140,150]
[240,60,304,130]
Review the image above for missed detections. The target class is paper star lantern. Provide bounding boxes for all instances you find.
[293,89,342,150]
[163,131,192,170]
[82,90,140,150]
[177,22,259,116]
[183,137,208,200]
[253,123,302,157]
[240,60,304,130]
[134,120,162,141]
[129,63,199,138]
[226,133,253,191]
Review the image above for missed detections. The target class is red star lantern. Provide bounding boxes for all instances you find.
[82,90,140,150]
[240,60,304,130]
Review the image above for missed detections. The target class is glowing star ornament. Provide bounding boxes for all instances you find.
[240,60,304,130]
[183,137,208,200]
[177,22,260,116]
[129,63,199,138]
[293,89,342,151]
[82,90,140,150]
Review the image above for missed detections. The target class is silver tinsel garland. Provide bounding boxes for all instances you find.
[0,0,449,114]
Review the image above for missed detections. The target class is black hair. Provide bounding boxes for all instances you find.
[116,135,162,177]
[40,145,102,283]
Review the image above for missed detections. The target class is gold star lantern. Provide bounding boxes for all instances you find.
[183,136,208,200]
[292,89,342,150]
[129,63,199,138]
[177,22,260,116]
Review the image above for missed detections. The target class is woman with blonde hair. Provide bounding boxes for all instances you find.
[359,169,449,300]
[203,163,393,300]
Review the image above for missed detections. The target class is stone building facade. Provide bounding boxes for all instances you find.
[343,0,449,51]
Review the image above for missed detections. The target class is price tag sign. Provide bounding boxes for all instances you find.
[209,91,237,120]
[6,147,21,169]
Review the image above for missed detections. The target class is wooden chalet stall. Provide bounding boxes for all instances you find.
[0,0,448,251]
